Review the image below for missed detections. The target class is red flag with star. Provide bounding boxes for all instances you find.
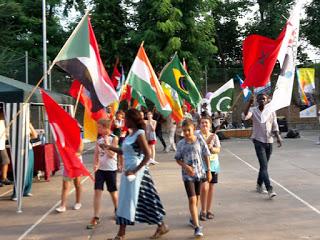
[242,28,286,88]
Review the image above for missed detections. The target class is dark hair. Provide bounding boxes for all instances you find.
[126,108,146,130]
[182,118,194,128]
[256,93,268,99]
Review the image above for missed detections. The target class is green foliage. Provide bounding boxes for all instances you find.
[303,0,320,49]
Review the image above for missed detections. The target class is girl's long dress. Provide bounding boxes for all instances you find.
[116,129,165,225]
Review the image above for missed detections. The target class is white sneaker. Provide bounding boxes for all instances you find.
[55,206,66,213]
[148,159,159,165]
[256,184,267,194]
[73,203,82,210]
[268,190,277,199]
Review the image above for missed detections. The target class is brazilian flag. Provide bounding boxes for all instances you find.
[159,54,202,108]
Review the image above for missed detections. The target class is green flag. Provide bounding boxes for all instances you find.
[159,54,202,108]
[132,89,147,108]
[210,79,234,112]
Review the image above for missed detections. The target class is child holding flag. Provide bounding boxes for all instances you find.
[87,119,119,229]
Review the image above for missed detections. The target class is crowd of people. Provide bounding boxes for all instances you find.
[0,93,284,239]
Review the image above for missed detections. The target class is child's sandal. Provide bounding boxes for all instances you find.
[199,212,207,221]
[206,211,214,219]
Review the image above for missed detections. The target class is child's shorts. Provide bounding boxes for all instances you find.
[94,169,117,192]
[209,172,218,184]
[184,180,202,198]
[148,140,157,145]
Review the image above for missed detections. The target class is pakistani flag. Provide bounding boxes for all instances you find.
[160,53,202,108]
[209,79,234,112]
[53,14,118,113]
[127,44,171,117]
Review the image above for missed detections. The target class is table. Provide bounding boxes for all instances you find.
[33,144,60,181]
[218,128,252,138]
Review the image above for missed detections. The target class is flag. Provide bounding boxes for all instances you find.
[131,89,147,108]
[69,80,107,121]
[208,79,234,112]
[53,14,118,113]
[41,90,92,179]
[236,75,252,102]
[261,1,302,123]
[162,82,183,123]
[127,44,171,117]
[160,53,202,108]
[253,81,271,95]
[296,68,315,106]
[111,62,121,91]
[83,108,98,141]
[242,28,286,88]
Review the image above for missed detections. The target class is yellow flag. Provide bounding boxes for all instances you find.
[84,109,97,141]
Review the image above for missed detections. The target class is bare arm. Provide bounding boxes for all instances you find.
[242,96,254,120]
[29,124,38,139]
[176,159,195,177]
[127,133,150,175]
[105,136,119,158]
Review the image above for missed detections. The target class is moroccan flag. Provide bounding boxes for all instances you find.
[209,79,234,112]
[40,90,92,179]
[160,53,201,108]
[53,14,118,113]
[162,82,183,123]
[242,29,286,88]
[69,80,107,121]
[127,44,171,117]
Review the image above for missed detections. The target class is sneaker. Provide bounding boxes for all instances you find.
[148,159,159,165]
[2,179,12,185]
[87,217,100,229]
[24,193,33,197]
[55,206,66,213]
[188,218,196,229]
[256,184,268,194]
[73,203,82,210]
[11,197,17,201]
[268,190,277,199]
[165,147,170,153]
[194,226,204,237]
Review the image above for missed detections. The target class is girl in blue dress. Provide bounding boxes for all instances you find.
[102,109,169,240]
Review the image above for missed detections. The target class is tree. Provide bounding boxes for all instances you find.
[303,0,320,49]
[90,0,130,71]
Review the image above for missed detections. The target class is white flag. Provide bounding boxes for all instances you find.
[261,0,302,123]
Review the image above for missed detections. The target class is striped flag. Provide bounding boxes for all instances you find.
[127,44,171,117]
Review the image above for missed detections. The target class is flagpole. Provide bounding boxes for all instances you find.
[73,84,83,118]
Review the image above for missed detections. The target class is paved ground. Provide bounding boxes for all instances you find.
[1,130,320,240]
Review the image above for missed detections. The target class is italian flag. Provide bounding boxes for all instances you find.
[53,13,118,113]
[127,44,172,117]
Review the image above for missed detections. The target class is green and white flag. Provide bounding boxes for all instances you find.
[209,79,234,112]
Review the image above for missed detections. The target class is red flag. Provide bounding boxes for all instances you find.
[119,84,132,103]
[41,89,92,179]
[69,80,108,121]
[242,29,286,88]
[111,62,121,89]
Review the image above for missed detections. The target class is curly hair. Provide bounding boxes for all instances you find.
[126,108,146,130]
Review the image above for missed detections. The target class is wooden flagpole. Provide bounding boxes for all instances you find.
[73,84,83,118]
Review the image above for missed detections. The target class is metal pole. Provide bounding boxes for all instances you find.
[42,0,49,143]
[48,60,52,91]
[25,51,28,84]
[205,65,208,95]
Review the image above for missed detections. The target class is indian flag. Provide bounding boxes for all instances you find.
[127,44,172,117]
[53,13,118,113]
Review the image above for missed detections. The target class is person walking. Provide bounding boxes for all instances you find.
[153,108,167,152]
[56,141,84,213]
[145,111,158,165]
[86,119,119,228]
[103,109,169,240]
[242,93,282,199]
[175,119,211,237]
[197,115,221,221]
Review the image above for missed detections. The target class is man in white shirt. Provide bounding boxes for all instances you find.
[242,93,282,199]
